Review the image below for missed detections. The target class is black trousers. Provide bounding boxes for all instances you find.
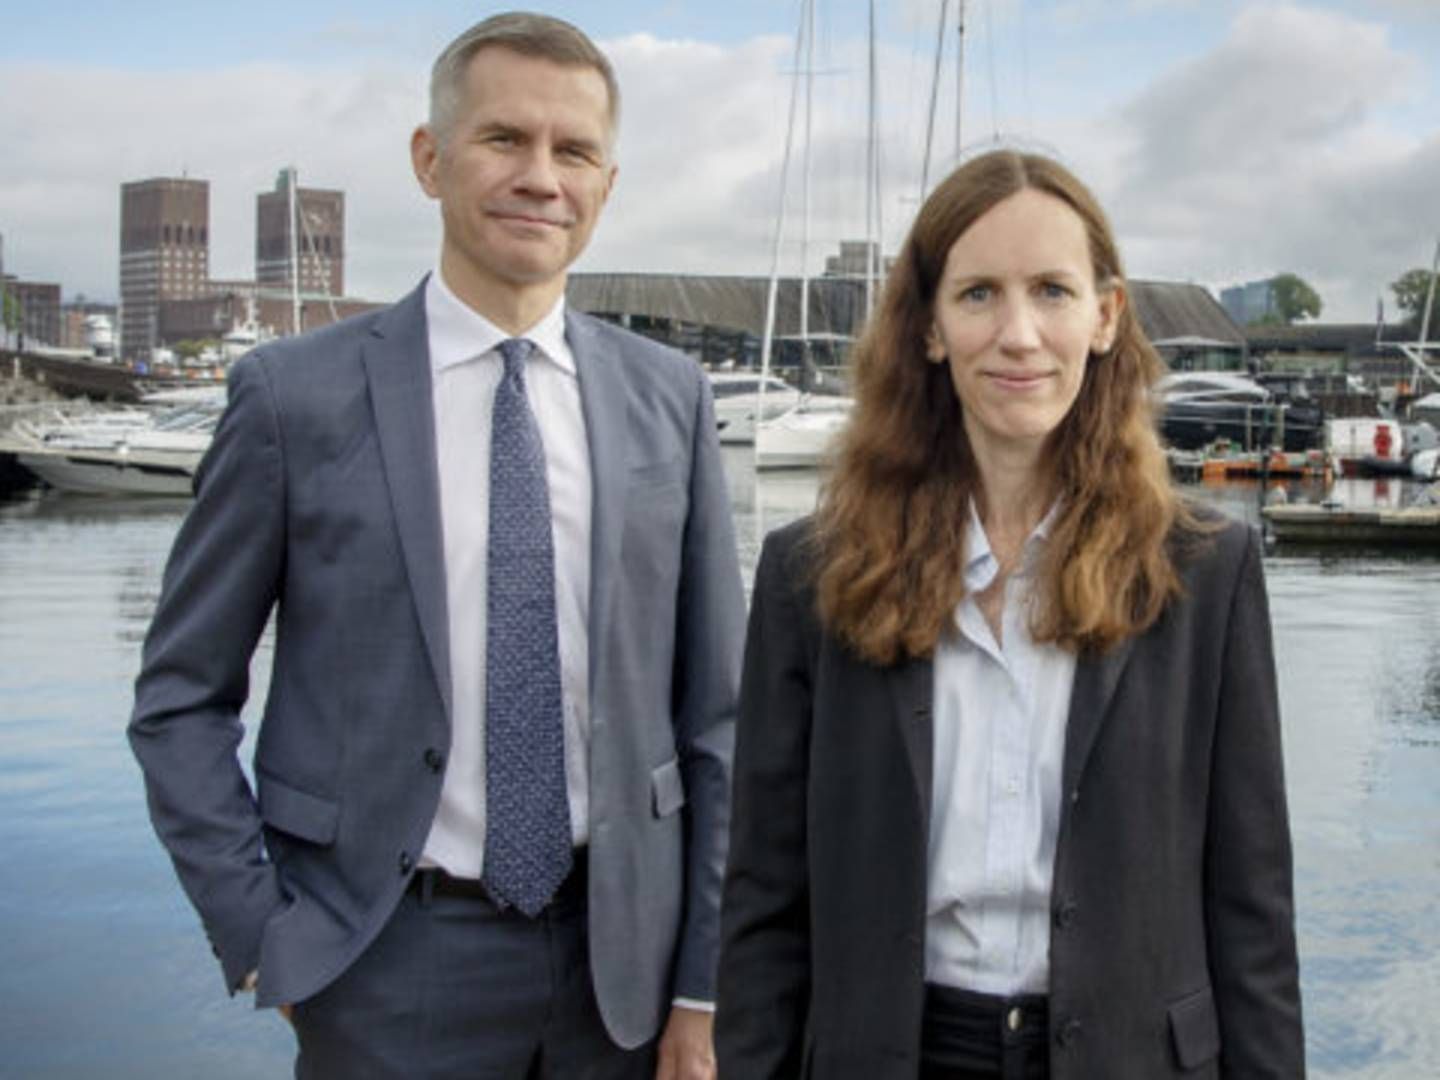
[920,983,1050,1080]
[291,861,656,1080]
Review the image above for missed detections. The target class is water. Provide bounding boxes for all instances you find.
[1,453,1437,1077]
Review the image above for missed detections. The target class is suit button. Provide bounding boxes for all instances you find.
[423,748,445,773]
[1053,899,1078,929]
[398,851,413,875]
[1055,1018,1083,1047]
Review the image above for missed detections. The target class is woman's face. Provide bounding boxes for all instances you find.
[926,188,1122,462]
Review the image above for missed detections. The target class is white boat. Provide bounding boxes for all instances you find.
[708,372,802,445]
[6,394,221,495]
[754,394,854,470]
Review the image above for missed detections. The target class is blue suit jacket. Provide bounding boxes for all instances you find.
[130,280,745,1048]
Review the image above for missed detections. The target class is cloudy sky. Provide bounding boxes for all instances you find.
[1,0,1436,322]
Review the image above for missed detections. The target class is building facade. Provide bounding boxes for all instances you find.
[255,168,345,324]
[1219,279,1276,327]
[119,177,210,361]
[2,276,63,348]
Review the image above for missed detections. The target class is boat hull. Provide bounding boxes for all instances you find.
[17,449,198,496]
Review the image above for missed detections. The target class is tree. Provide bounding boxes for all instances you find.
[1,289,21,333]
[172,338,217,361]
[1391,267,1439,333]
[1270,272,1322,324]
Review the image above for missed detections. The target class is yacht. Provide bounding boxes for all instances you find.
[1155,371,1323,452]
[708,372,802,445]
[754,394,854,470]
[6,392,222,495]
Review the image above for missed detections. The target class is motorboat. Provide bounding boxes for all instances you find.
[754,394,854,470]
[4,392,222,495]
[708,372,802,445]
[1155,371,1324,452]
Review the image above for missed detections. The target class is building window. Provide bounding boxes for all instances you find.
[163,225,171,245]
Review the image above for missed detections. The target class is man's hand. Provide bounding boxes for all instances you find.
[654,1005,715,1080]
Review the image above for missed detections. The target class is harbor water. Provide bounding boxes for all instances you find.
[1,450,1437,1077]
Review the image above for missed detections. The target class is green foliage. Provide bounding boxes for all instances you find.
[171,338,218,361]
[1,289,21,332]
[1270,273,1322,324]
[1391,267,1439,331]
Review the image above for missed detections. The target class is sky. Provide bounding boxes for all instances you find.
[1,0,1437,323]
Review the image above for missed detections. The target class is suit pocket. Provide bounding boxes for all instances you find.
[258,771,339,846]
[1168,984,1221,1070]
[650,757,686,817]
[628,457,685,497]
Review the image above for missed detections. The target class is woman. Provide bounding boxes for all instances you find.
[715,150,1304,1079]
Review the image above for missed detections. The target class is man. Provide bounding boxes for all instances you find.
[129,12,743,1079]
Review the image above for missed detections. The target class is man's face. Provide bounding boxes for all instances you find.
[413,46,617,303]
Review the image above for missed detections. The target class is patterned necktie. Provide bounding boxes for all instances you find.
[482,337,572,916]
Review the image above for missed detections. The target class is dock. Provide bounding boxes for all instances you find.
[1263,500,1440,545]
[1168,447,1331,484]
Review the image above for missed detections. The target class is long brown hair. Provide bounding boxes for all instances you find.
[814,149,1199,664]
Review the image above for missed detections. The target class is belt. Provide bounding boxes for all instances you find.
[924,982,1049,1039]
[412,849,588,910]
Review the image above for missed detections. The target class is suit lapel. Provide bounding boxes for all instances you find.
[1061,636,1137,799]
[361,281,452,720]
[566,310,627,668]
[886,655,935,830]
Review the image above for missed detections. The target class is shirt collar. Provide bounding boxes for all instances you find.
[425,269,574,376]
[962,498,1062,593]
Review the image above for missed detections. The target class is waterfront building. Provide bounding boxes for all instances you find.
[1,275,62,348]
[119,177,210,362]
[255,168,345,327]
[568,265,1243,376]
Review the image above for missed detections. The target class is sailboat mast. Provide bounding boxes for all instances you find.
[920,0,950,197]
[955,0,967,164]
[1418,235,1439,353]
[287,167,301,335]
[800,0,815,351]
[865,0,877,317]
[756,0,809,465]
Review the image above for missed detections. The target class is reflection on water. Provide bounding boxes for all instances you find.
[3,468,1439,1078]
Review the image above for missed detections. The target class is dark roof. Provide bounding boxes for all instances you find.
[1245,322,1405,354]
[1127,280,1245,348]
[568,273,864,339]
[568,272,1244,347]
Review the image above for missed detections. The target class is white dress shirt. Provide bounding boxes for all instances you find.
[925,501,1076,995]
[419,271,593,879]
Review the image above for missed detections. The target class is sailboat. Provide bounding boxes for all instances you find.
[752,0,964,471]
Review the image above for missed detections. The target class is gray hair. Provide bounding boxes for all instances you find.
[428,11,620,145]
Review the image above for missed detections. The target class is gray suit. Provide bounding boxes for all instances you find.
[130,280,744,1050]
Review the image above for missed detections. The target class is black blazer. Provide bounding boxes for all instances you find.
[716,515,1303,1079]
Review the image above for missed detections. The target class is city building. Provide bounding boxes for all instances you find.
[822,239,895,280]
[1219,279,1276,327]
[255,168,345,317]
[1,275,63,348]
[119,177,210,361]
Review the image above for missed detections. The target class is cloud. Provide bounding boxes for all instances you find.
[1098,3,1429,318]
[0,4,1432,325]
[0,60,432,303]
